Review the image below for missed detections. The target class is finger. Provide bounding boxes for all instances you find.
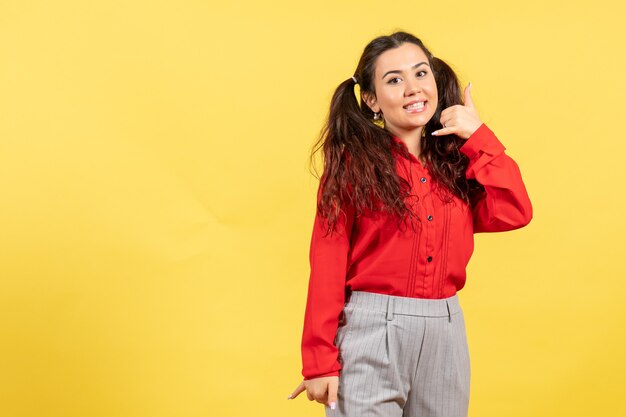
[315,390,328,405]
[327,378,338,410]
[439,105,461,123]
[432,126,457,136]
[464,82,475,109]
[288,381,306,400]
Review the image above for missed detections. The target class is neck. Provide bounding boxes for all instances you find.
[388,126,424,159]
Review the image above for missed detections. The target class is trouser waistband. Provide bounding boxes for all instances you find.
[345,290,461,322]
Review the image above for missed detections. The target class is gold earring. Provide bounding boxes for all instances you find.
[373,112,384,128]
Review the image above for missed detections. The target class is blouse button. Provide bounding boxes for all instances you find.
[427,215,433,221]
[420,177,427,183]
[427,256,433,262]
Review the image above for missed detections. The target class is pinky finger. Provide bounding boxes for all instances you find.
[432,127,456,136]
[288,381,306,400]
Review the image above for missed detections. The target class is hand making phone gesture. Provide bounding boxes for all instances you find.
[432,82,483,139]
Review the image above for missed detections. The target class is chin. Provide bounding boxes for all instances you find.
[409,119,432,128]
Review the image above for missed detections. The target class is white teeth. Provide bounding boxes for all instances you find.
[405,102,425,110]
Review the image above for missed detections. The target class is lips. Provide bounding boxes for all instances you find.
[403,100,427,112]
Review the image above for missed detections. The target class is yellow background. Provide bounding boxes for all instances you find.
[1,0,624,416]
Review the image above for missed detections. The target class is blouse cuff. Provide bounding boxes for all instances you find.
[459,123,506,160]
[304,370,340,380]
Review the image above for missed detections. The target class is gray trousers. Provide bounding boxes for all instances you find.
[326,291,470,417]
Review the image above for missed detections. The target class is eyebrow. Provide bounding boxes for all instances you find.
[382,62,429,79]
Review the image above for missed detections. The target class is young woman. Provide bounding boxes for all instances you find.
[287,31,532,417]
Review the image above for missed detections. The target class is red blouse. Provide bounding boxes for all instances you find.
[300,123,533,380]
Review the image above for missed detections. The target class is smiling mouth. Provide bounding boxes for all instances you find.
[404,101,426,112]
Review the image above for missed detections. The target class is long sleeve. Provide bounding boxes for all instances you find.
[300,183,355,380]
[459,123,533,233]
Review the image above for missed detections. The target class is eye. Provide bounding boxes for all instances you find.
[417,70,428,77]
[387,77,402,84]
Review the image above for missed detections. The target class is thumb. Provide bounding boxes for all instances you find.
[327,378,338,410]
[288,381,306,400]
[464,82,475,109]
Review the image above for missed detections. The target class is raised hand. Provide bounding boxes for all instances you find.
[432,82,483,139]
[287,376,338,410]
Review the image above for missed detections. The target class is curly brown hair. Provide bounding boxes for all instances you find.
[309,31,485,236]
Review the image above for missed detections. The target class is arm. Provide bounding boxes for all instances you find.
[459,123,533,233]
[300,182,355,380]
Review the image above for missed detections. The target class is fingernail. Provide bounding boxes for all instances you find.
[331,402,336,410]
[432,131,438,136]
[469,81,472,88]
[287,395,292,399]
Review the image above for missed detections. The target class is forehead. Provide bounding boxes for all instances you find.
[374,43,428,78]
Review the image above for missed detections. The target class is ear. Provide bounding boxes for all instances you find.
[361,91,380,113]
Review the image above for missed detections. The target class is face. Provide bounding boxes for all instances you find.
[362,42,438,138]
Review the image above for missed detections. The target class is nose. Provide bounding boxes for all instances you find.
[405,78,421,96]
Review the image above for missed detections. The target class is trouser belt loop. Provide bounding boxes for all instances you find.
[386,297,394,321]
[446,300,451,322]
